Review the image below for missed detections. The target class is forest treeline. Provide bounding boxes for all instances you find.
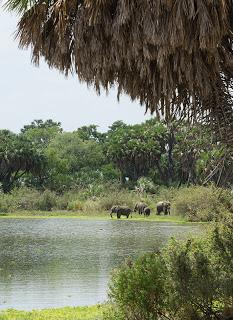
[0,119,233,194]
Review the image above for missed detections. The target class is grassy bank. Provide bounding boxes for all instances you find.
[0,185,232,222]
[0,212,188,223]
[0,305,104,320]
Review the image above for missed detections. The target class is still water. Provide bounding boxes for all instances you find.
[0,218,202,310]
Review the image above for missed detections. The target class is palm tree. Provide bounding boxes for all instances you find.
[5,0,233,145]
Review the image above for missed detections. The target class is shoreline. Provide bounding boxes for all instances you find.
[0,305,106,320]
[0,212,198,224]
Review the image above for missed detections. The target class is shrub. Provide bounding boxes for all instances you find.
[109,255,170,320]
[12,188,41,211]
[99,191,136,211]
[0,193,17,213]
[172,186,226,221]
[82,199,102,214]
[154,186,178,203]
[67,200,84,211]
[55,190,79,210]
[36,190,57,211]
[106,217,233,320]
[136,177,158,194]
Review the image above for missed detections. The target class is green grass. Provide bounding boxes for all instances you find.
[0,211,193,224]
[0,305,104,320]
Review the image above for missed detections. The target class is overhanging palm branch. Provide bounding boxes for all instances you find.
[5,0,233,144]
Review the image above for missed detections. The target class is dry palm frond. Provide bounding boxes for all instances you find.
[7,0,233,144]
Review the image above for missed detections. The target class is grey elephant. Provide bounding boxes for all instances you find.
[156,201,171,215]
[143,207,151,217]
[134,202,148,215]
[110,205,119,216]
[110,205,132,219]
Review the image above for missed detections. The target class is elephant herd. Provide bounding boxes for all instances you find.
[110,201,171,219]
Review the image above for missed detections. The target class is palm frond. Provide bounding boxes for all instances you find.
[9,0,233,145]
[4,0,39,13]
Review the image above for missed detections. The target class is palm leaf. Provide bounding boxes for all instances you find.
[4,0,38,13]
[6,0,233,145]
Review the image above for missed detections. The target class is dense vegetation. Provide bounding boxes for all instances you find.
[105,215,233,320]
[0,119,233,221]
[1,119,233,191]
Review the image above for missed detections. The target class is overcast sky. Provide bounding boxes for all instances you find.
[0,9,152,133]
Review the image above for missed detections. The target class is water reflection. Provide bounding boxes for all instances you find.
[0,219,202,310]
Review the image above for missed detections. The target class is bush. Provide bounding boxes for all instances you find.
[36,190,57,211]
[13,188,41,211]
[154,186,178,203]
[106,217,233,320]
[109,255,169,320]
[0,193,17,213]
[67,200,84,211]
[136,177,158,194]
[172,186,227,221]
[99,191,137,211]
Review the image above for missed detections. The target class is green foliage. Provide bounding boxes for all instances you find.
[109,254,169,320]
[172,186,227,221]
[0,193,17,213]
[0,185,232,221]
[0,130,46,193]
[136,177,158,194]
[98,190,137,211]
[11,187,41,211]
[107,217,233,320]
[0,188,57,212]
[76,125,106,143]
[4,0,36,13]
[21,119,62,147]
[1,118,233,197]
[45,132,105,191]
[36,190,57,211]
[105,119,168,182]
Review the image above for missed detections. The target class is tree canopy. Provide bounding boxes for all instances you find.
[5,0,233,145]
[0,130,45,192]
[1,118,231,193]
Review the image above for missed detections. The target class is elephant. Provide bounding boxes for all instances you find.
[110,205,119,216]
[156,201,171,215]
[143,207,151,217]
[134,202,148,215]
[110,205,132,219]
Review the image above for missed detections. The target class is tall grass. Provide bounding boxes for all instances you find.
[0,185,232,222]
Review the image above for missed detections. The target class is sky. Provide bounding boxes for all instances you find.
[0,9,152,133]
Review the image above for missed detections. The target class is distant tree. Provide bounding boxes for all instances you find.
[21,119,62,146]
[108,121,128,132]
[45,132,106,191]
[105,120,168,183]
[76,125,105,143]
[0,130,45,193]
[173,124,233,186]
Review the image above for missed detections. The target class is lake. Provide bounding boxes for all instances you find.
[0,218,203,310]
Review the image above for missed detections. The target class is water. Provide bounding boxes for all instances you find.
[0,218,202,310]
